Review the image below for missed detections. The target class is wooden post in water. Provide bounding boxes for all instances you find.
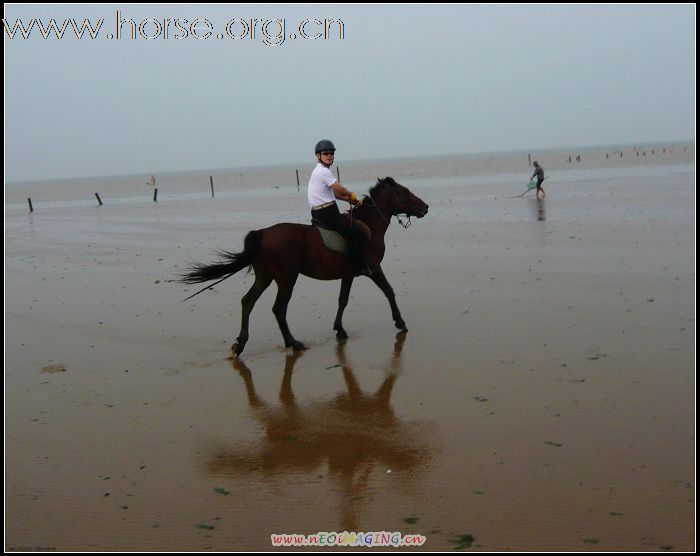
[95,193,103,206]
[296,169,300,192]
[28,198,34,212]
[528,153,532,165]
[210,176,215,197]
[153,188,158,202]
[336,166,341,181]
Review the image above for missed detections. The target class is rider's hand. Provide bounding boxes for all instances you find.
[350,192,363,207]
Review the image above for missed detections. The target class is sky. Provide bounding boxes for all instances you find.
[4,4,696,182]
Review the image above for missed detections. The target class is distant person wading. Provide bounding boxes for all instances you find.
[530,161,546,199]
[308,139,371,276]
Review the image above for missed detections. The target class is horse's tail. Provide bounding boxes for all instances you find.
[180,230,262,284]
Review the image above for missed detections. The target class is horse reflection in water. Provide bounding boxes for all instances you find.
[206,332,432,531]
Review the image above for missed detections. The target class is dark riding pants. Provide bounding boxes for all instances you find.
[310,203,367,244]
[311,203,369,273]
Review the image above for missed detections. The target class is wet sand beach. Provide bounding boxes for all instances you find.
[5,145,695,551]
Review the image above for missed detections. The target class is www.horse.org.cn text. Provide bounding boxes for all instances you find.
[3,11,346,46]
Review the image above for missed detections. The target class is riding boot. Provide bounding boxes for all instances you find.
[354,257,372,277]
[351,239,372,277]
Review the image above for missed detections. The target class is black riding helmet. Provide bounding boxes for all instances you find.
[315,139,336,154]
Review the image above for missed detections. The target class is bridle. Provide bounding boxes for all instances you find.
[364,188,413,229]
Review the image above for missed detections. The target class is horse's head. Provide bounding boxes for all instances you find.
[370,177,429,219]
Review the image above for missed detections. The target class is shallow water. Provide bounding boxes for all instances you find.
[5,143,695,550]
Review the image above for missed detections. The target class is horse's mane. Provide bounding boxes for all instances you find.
[366,177,395,201]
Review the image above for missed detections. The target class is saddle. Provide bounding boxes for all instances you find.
[312,219,349,255]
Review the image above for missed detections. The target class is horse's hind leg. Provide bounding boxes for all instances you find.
[231,266,272,357]
[272,273,307,352]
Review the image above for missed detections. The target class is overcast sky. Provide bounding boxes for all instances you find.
[4,4,695,182]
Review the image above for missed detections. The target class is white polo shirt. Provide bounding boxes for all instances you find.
[308,163,338,208]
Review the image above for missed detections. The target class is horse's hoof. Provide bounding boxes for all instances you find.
[395,319,407,331]
[289,340,307,352]
[335,327,348,339]
[229,342,244,358]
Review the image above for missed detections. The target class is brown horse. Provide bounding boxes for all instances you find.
[180,177,428,356]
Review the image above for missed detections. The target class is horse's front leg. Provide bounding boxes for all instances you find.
[369,266,407,331]
[333,275,354,339]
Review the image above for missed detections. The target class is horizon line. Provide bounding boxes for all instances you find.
[5,138,694,186]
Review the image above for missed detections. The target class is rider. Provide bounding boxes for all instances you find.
[308,139,371,276]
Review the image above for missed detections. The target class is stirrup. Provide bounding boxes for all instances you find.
[353,261,373,277]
